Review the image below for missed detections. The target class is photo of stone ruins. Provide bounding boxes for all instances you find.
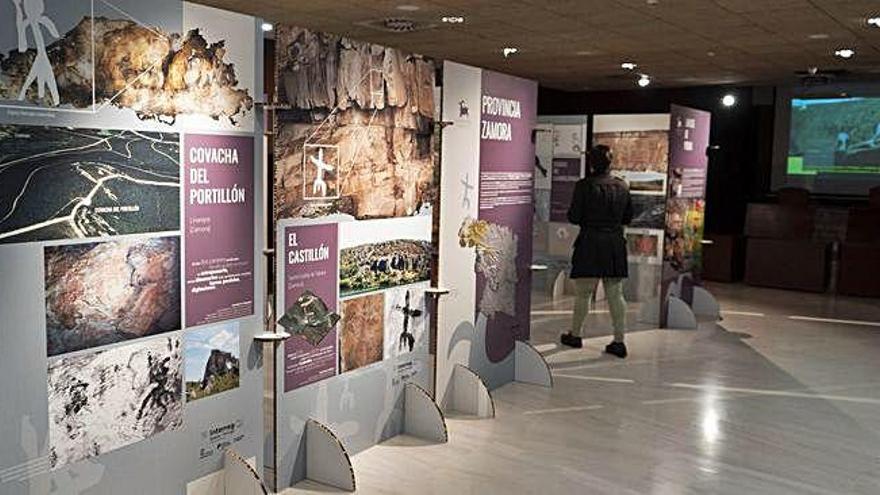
[274,26,436,220]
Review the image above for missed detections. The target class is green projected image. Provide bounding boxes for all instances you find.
[788,97,880,176]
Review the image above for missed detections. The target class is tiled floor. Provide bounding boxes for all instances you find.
[287,283,880,494]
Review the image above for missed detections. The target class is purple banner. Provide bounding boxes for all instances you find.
[550,158,581,222]
[668,104,711,199]
[184,134,255,328]
[477,70,537,363]
[283,223,339,391]
[661,105,711,325]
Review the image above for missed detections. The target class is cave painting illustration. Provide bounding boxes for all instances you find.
[0,4,253,123]
[12,0,60,105]
[47,336,183,469]
[303,145,339,200]
[461,173,475,209]
[274,25,436,220]
[394,289,422,352]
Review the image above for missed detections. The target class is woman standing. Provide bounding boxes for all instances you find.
[560,145,632,358]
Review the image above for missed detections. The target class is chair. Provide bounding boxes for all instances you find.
[777,187,810,207]
[837,207,880,297]
[869,186,880,208]
[743,203,830,292]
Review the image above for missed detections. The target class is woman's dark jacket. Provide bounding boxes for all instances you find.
[567,174,633,278]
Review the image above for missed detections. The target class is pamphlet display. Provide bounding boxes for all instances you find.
[0,2,263,494]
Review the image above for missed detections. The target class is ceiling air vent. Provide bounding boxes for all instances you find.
[358,17,436,33]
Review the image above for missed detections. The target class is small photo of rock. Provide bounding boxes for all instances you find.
[44,236,182,357]
[340,293,384,372]
[184,323,240,402]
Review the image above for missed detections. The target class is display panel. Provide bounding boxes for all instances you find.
[0,126,180,244]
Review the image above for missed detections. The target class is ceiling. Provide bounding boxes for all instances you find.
[194,0,880,90]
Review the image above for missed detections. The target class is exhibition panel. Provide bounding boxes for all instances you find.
[660,105,714,326]
[270,24,438,489]
[437,61,540,405]
[0,1,265,494]
[593,114,671,304]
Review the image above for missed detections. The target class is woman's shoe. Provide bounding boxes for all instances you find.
[604,341,627,358]
[560,333,583,348]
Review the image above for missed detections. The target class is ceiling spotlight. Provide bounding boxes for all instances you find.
[867,17,880,27]
[396,4,420,11]
[621,62,638,70]
[637,74,651,87]
[721,94,736,107]
[502,47,519,58]
[834,48,855,59]
[441,16,465,24]
[261,22,273,32]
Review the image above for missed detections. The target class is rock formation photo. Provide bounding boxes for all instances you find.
[44,236,182,356]
[0,17,253,124]
[340,293,384,372]
[274,26,436,220]
[184,323,241,402]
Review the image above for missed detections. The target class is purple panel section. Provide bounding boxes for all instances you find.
[477,70,537,362]
[184,134,255,328]
[282,222,339,391]
[661,105,711,326]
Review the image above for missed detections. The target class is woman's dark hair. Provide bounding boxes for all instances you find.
[588,145,613,176]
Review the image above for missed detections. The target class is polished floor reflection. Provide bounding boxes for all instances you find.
[289,283,880,494]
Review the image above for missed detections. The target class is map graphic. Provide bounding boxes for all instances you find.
[459,217,518,319]
[0,125,180,244]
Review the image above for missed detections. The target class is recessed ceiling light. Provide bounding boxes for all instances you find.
[396,4,420,11]
[441,16,465,24]
[502,47,519,58]
[261,22,273,32]
[867,16,880,27]
[721,94,736,107]
[808,33,829,40]
[621,62,638,70]
[834,48,855,59]
[637,74,651,87]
